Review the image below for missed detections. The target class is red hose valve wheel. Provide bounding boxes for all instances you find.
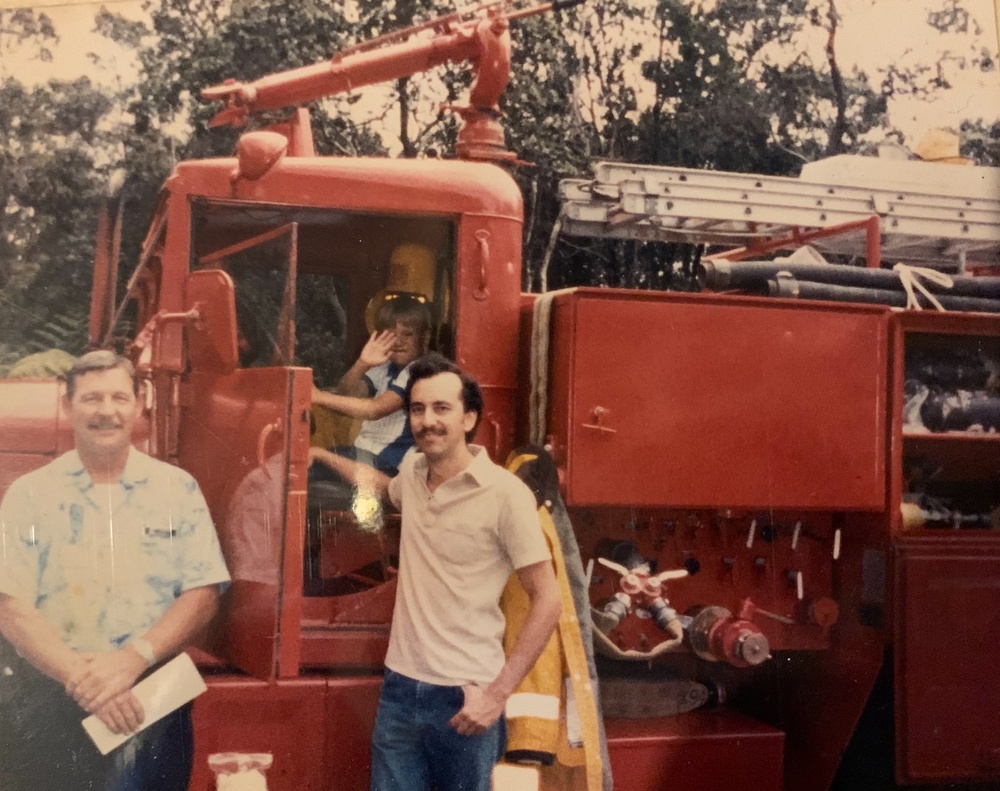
[688,606,771,668]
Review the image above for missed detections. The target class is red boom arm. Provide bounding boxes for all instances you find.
[200,1,580,161]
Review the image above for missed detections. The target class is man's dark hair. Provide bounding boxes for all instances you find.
[404,352,483,443]
[64,350,139,399]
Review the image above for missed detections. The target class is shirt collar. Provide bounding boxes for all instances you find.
[413,444,492,488]
[120,447,152,488]
[60,446,150,491]
[463,445,493,486]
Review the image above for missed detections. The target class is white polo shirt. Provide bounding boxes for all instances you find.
[385,445,550,686]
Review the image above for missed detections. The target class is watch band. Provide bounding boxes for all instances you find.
[130,637,156,667]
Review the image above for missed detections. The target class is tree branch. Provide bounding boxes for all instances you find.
[824,0,848,156]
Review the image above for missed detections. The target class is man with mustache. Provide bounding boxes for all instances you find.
[368,353,561,791]
[0,350,230,791]
[310,294,432,506]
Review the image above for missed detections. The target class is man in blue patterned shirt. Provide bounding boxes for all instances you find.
[0,350,230,791]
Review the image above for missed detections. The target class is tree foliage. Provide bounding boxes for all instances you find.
[633,0,889,170]
[0,7,56,68]
[0,10,122,368]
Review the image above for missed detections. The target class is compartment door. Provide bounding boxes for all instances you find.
[553,294,888,509]
[895,537,1000,784]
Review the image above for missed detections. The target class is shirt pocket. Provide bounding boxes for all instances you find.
[432,521,496,568]
[133,530,182,594]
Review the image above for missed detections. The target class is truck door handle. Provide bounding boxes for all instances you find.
[473,229,490,301]
[487,413,502,459]
[257,419,282,477]
[582,406,617,434]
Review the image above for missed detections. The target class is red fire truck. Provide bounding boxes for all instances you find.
[2,2,999,789]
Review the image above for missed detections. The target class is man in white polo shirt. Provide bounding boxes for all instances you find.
[369,353,561,791]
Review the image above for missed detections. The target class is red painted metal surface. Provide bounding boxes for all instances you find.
[162,156,523,462]
[894,535,1000,784]
[546,289,890,509]
[0,379,148,494]
[202,19,495,124]
[454,214,523,461]
[299,624,391,669]
[185,269,240,374]
[88,199,116,344]
[322,675,384,788]
[576,508,837,653]
[175,157,522,221]
[190,677,328,791]
[605,709,784,791]
[20,9,997,790]
[888,306,1000,786]
[190,674,382,791]
[302,581,398,626]
[0,380,67,453]
[708,215,883,268]
[0,452,55,499]
[177,367,311,680]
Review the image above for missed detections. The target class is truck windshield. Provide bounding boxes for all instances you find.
[191,199,455,388]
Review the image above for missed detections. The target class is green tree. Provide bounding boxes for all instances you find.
[0,79,117,358]
[635,0,886,172]
[0,7,56,72]
[504,7,597,290]
[960,118,1000,166]
[0,9,121,365]
[535,0,896,291]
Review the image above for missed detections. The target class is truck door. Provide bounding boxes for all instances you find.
[178,226,311,681]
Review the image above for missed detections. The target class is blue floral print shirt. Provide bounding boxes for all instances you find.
[0,448,230,652]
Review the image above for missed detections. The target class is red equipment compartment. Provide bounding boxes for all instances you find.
[190,674,381,791]
[604,709,784,791]
[894,536,1000,784]
[545,290,889,510]
[890,311,1000,785]
[322,675,383,789]
[578,508,838,652]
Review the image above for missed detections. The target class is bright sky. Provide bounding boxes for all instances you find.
[4,0,999,153]
[835,0,1000,141]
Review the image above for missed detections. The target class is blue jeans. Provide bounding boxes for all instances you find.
[107,702,194,791]
[370,669,506,791]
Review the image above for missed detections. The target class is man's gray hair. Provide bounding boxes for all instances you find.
[64,350,138,399]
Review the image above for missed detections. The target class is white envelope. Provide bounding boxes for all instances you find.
[82,652,208,755]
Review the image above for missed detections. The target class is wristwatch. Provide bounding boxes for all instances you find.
[129,637,156,667]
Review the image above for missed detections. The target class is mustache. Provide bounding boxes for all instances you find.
[416,427,446,439]
[88,418,123,430]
